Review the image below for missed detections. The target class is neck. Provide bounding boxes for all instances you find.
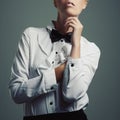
[53,13,76,35]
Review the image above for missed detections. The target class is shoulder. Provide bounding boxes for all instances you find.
[21,26,49,45]
[81,36,101,56]
[23,26,47,37]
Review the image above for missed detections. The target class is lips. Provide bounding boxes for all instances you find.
[67,1,75,6]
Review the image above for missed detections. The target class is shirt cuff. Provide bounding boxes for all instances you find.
[67,57,84,70]
[41,69,57,92]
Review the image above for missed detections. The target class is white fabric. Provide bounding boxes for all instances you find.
[9,25,100,116]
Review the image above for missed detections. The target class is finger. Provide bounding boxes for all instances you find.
[64,19,76,27]
[64,18,81,28]
[65,18,78,29]
[65,17,79,22]
[65,18,76,24]
[65,22,76,30]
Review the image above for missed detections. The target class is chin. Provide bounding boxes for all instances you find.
[65,12,79,17]
[64,9,79,17]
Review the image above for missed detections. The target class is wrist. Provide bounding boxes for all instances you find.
[70,45,80,59]
[71,41,80,47]
[71,33,81,46]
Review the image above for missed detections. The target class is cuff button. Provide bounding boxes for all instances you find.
[51,87,54,90]
[71,63,74,67]
[50,102,53,105]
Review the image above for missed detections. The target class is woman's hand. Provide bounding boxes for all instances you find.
[64,17,83,58]
[65,17,83,46]
[55,62,66,83]
[55,17,83,83]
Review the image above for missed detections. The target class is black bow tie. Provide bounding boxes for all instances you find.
[50,29,72,43]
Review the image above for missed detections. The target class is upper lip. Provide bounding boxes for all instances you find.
[67,1,75,6]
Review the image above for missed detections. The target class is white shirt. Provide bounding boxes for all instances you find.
[8,24,100,116]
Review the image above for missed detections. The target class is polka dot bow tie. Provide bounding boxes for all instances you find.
[50,29,72,43]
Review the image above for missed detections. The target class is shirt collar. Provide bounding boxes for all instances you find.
[46,20,56,32]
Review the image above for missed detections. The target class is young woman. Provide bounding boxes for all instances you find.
[9,0,100,120]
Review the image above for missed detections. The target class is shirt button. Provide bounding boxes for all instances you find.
[50,102,53,105]
[71,63,74,67]
[51,86,54,90]
[56,52,58,54]
[61,39,64,42]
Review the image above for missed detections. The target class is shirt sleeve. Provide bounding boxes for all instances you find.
[62,43,101,103]
[8,28,57,104]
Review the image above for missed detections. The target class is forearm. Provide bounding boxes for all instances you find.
[68,20,81,59]
[70,44,80,59]
[55,62,66,83]
[62,52,100,102]
[9,68,57,104]
[55,40,81,82]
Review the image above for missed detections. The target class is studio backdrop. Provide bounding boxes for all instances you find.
[0,0,119,120]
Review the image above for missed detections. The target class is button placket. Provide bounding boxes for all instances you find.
[54,42,64,66]
[46,50,56,68]
[47,92,56,113]
[53,42,61,66]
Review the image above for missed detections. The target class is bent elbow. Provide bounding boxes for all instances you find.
[62,87,87,103]
[62,91,77,102]
[9,86,25,104]
[12,96,24,104]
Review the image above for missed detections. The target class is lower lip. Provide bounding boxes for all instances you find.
[66,3,74,7]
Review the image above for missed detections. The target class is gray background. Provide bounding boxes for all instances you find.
[0,0,120,120]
